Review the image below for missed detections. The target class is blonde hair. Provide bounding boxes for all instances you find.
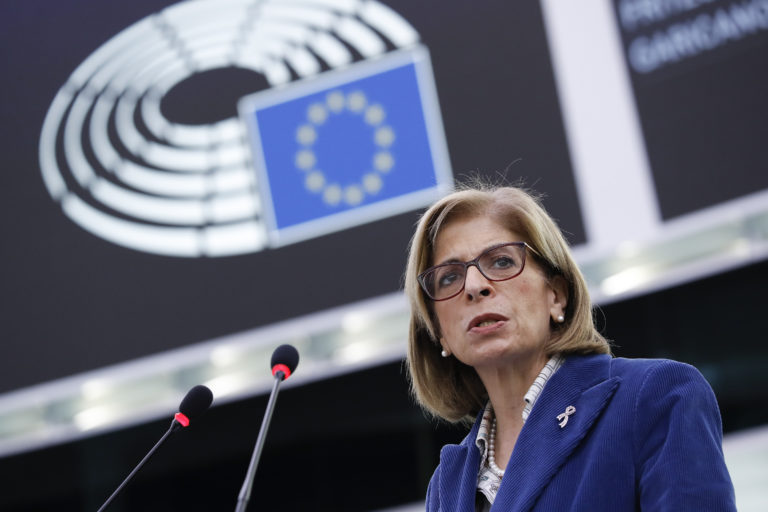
[404,185,611,422]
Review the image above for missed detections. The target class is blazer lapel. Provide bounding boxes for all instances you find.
[492,355,621,512]
[438,419,483,511]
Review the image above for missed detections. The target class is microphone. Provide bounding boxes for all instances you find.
[97,385,214,512]
[270,343,299,380]
[235,344,299,512]
[175,384,215,428]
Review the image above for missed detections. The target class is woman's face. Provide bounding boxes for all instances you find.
[431,214,567,371]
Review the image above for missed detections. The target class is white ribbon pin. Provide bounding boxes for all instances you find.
[557,406,576,428]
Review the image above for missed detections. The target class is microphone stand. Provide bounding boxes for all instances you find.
[234,371,285,512]
[97,420,181,512]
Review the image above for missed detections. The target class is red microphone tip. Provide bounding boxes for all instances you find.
[174,412,190,427]
[272,364,292,380]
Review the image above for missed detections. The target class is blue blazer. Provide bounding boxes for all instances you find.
[426,354,736,511]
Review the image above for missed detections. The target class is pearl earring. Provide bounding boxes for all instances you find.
[441,350,449,358]
[556,315,565,323]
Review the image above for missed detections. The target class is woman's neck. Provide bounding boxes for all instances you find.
[478,351,549,414]
[477,351,550,469]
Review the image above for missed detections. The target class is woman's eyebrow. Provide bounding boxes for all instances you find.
[434,242,507,266]
[435,256,463,266]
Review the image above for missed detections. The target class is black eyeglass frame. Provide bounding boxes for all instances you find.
[417,242,544,301]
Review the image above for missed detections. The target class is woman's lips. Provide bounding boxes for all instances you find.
[467,314,508,333]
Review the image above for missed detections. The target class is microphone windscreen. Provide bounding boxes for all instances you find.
[271,344,299,374]
[178,385,214,420]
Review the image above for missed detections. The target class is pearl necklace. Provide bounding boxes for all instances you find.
[488,417,505,478]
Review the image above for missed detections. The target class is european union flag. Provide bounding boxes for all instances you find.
[239,46,452,247]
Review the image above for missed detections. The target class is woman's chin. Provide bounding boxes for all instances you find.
[465,343,546,370]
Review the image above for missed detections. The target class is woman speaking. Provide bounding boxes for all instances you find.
[404,186,736,511]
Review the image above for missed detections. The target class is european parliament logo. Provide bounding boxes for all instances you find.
[239,46,452,247]
[39,0,448,258]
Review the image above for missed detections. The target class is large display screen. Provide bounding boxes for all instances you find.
[0,1,581,393]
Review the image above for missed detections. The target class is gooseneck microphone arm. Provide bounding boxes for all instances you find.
[235,372,284,512]
[96,385,213,512]
[235,344,299,512]
[97,420,179,512]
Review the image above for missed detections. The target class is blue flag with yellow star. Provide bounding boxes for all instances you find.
[240,46,452,247]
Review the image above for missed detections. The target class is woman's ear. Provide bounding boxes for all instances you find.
[549,275,569,320]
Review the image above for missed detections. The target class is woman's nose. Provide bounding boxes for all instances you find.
[464,265,492,299]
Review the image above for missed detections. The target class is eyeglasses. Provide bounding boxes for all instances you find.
[418,242,541,301]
